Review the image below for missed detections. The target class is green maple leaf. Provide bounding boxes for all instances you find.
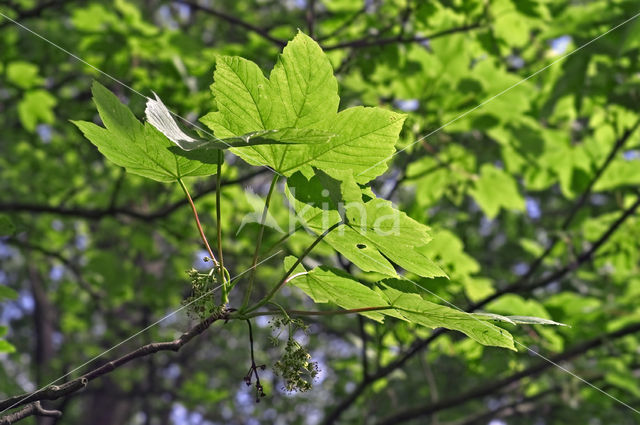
[285,261,516,350]
[73,82,221,182]
[471,164,525,218]
[202,31,406,183]
[286,171,446,278]
[377,280,516,350]
[283,257,389,322]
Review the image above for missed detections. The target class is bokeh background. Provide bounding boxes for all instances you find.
[1,0,640,424]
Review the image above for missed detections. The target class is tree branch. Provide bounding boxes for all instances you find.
[451,387,558,425]
[325,121,640,421]
[322,23,483,51]
[374,322,640,425]
[174,0,286,48]
[10,239,107,301]
[323,193,640,424]
[0,310,228,420]
[0,169,267,221]
[472,193,640,310]
[499,118,640,295]
[0,401,61,425]
[316,7,366,42]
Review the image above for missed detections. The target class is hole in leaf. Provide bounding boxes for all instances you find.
[356,244,366,249]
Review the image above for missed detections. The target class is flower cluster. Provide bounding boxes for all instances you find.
[273,337,319,392]
[269,315,318,392]
[183,268,219,320]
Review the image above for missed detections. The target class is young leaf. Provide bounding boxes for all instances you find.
[471,164,525,218]
[286,172,445,278]
[378,280,516,350]
[284,258,389,322]
[286,264,515,350]
[73,81,220,182]
[202,32,406,183]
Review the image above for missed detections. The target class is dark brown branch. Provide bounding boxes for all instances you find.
[12,240,106,300]
[502,119,640,294]
[472,193,640,310]
[325,122,640,422]
[306,0,316,39]
[323,193,640,424]
[0,169,267,221]
[322,23,483,51]
[0,401,61,425]
[375,321,640,425]
[452,387,558,425]
[316,7,366,42]
[0,310,228,419]
[174,0,286,48]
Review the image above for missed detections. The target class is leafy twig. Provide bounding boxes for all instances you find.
[243,306,393,319]
[242,174,279,310]
[216,151,227,302]
[177,178,218,267]
[247,221,343,313]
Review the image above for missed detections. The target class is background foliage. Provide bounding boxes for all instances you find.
[1,0,640,424]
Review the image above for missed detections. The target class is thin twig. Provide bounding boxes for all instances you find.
[248,221,343,313]
[0,169,268,221]
[178,178,218,267]
[174,0,286,48]
[322,23,483,50]
[375,322,640,425]
[243,320,266,402]
[216,151,227,302]
[242,174,279,310]
[0,310,227,417]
